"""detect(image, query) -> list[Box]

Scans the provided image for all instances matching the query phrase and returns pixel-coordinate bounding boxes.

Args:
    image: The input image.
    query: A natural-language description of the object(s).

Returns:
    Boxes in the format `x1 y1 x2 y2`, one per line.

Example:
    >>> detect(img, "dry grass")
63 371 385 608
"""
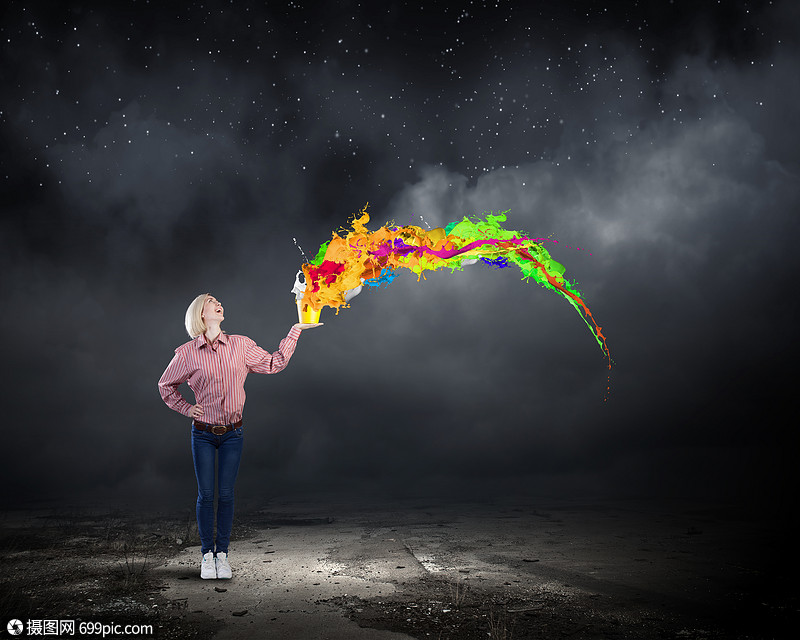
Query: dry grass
448 578 470 609
116 538 151 589
487 608 513 640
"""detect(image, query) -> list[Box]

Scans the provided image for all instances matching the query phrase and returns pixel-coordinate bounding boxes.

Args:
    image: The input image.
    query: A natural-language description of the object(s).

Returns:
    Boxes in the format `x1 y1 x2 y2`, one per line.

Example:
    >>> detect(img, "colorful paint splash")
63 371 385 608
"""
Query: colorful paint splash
294 205 611 380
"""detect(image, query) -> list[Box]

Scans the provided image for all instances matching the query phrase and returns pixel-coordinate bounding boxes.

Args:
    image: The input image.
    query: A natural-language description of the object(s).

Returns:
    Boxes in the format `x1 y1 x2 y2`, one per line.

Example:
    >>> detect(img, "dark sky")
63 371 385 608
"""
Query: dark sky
1 0 798 511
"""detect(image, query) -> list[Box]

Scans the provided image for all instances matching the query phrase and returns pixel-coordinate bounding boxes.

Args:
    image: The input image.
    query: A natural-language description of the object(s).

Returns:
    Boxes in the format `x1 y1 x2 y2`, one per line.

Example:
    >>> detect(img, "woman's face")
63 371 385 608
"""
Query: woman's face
202 295 225 324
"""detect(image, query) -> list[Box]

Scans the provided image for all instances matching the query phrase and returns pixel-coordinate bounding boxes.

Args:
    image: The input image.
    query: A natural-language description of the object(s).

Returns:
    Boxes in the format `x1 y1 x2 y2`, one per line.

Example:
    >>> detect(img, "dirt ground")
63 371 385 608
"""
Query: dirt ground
1 495 795 639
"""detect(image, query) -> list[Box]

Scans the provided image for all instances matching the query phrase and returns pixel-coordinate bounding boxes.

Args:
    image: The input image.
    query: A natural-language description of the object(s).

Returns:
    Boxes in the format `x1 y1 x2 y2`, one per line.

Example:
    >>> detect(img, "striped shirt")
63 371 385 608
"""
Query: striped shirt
158 326 302 425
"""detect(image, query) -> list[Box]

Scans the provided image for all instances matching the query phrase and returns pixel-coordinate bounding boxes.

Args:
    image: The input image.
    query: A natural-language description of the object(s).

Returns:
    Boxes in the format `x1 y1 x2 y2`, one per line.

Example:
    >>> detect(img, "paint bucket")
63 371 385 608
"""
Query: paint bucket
296 300 321 324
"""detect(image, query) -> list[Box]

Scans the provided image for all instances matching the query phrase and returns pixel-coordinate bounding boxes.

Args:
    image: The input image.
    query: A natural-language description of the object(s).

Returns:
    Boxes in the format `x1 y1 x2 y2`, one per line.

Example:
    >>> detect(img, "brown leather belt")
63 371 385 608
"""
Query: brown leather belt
192 419 243 435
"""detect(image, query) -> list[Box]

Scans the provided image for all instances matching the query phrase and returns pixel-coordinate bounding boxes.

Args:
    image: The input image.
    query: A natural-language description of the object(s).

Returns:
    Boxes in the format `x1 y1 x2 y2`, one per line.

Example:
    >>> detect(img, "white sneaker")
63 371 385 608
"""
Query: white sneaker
201 551 217 579
216 551 232 579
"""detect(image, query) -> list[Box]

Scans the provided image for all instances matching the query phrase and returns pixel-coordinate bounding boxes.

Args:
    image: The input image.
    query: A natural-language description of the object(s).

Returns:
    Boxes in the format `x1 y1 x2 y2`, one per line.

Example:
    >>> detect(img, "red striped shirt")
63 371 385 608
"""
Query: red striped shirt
158 326 302 425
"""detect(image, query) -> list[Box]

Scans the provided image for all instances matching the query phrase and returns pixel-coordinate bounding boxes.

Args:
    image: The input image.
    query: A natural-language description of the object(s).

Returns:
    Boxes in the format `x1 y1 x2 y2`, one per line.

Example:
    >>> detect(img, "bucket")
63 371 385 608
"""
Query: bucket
296 300 321 324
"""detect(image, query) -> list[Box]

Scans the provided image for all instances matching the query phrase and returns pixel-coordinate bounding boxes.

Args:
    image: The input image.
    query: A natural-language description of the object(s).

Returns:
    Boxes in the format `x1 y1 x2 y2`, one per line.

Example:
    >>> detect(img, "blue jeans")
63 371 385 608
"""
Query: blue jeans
191 426 243 555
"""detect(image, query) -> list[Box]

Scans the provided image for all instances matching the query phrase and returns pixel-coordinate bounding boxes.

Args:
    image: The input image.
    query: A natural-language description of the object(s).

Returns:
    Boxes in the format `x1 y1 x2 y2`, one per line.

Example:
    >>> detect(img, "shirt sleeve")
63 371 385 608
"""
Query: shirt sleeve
158 350 194 417
245 326 302 375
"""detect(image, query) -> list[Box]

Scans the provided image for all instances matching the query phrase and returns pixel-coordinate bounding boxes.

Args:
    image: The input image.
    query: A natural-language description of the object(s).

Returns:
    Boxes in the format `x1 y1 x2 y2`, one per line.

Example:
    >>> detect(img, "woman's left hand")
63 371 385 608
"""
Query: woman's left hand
293 322 324 330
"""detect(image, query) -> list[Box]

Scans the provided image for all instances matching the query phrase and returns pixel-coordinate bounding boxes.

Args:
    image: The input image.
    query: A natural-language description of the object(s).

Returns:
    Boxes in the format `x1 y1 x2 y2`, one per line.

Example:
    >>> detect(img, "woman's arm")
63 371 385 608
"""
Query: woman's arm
158 351 194 416
246 326 304 374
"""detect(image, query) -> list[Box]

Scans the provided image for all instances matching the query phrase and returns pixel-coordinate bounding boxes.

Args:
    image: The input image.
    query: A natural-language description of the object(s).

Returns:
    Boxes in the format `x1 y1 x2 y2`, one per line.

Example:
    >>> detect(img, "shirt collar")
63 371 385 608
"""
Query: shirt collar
195 332 228 349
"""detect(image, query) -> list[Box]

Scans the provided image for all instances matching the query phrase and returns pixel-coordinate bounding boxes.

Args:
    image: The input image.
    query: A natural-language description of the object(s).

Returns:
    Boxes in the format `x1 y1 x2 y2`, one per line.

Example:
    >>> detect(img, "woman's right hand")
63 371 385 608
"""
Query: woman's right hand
190 404 204 419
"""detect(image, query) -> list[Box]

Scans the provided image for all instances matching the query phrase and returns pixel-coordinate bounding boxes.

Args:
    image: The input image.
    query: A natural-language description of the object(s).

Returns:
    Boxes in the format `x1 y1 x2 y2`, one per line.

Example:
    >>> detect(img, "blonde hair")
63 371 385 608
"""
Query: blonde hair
185 293 210 338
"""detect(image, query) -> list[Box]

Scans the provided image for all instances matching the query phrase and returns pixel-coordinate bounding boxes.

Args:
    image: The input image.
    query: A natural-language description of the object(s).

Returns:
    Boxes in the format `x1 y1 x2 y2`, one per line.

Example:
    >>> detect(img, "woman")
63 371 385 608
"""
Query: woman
158 293 322 579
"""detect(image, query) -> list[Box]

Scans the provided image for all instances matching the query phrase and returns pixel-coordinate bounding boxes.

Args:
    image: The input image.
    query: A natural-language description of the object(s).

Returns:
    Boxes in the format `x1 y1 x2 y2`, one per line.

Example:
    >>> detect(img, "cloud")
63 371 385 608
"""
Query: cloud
2 5 798 508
